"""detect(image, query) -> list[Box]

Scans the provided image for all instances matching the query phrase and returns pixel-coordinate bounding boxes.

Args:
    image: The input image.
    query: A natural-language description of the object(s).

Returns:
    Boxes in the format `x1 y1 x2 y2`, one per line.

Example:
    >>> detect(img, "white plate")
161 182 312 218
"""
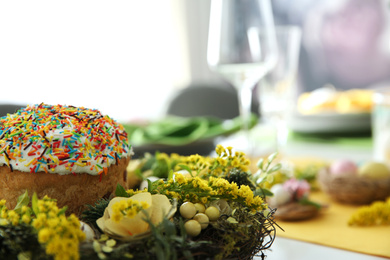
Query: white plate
288 112 371 134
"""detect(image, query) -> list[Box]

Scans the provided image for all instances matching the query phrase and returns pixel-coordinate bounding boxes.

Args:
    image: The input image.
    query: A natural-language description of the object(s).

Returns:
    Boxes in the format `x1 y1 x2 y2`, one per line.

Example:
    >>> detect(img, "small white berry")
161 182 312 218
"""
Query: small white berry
205 206 220 221
180 202 197 219
194 203 206 213
184 220 201 237
193 213 209 229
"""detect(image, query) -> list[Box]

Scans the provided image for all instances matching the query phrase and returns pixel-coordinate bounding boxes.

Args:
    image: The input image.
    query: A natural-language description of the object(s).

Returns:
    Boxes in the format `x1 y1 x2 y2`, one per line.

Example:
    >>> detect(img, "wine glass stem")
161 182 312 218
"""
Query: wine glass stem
238 85 252 132
237 84 253 153
275 117 288 153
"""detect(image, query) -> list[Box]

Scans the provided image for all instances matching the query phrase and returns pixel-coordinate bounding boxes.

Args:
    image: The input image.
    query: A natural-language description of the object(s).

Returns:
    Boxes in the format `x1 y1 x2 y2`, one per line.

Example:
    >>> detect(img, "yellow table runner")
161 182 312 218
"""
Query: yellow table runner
275 191 390 258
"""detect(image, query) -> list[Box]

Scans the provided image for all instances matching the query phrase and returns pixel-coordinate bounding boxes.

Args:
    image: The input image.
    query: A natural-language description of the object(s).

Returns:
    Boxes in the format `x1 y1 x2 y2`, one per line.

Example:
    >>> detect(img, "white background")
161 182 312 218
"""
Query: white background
0 1 197 122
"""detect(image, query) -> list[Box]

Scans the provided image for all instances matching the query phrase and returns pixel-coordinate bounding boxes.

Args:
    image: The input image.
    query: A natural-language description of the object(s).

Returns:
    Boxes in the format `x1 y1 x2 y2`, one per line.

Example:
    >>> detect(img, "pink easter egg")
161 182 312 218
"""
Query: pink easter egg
330 160 358 176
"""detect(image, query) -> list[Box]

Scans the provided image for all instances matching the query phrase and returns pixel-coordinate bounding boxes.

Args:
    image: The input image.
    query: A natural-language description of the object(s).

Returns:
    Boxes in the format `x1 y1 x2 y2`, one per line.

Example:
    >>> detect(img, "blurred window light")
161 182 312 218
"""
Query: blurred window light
0 0 190 121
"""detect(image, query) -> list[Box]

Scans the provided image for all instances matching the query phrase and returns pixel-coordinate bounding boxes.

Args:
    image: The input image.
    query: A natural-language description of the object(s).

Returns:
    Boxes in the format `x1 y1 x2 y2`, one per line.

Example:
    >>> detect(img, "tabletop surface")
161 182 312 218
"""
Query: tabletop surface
220 124 387 260
261 237 388 260
267 139 385 260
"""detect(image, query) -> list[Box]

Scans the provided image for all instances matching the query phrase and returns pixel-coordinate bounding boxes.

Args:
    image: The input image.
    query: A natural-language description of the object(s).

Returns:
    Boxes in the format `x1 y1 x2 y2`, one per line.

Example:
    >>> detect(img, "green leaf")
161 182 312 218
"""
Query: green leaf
256 158 264 170
255 188 273 197
115 184 129 197
299 198 322 209
178 164 192 175
268 164 282 173
167 169 174 180
135 168 144 180
227 217 238 224
162 218 176 237
147 179 153 192
152 157 170 178
58 206 68 216
17 252 32 260
140 154 157 172
81 198 110 230
267 152 278 164
155 244 165 260
14 190 30 213
32 193 39 216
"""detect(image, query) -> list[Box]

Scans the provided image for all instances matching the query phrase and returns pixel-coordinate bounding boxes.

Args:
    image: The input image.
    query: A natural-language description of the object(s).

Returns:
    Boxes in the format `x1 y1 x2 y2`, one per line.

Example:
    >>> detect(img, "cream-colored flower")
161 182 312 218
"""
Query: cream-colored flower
209 199 232 215
97 192 176 241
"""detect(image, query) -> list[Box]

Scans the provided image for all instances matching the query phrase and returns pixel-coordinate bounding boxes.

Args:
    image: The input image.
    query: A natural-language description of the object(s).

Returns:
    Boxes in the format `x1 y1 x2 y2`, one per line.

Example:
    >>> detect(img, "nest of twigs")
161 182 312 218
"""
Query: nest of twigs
318 167 390 204
273 202 320 221
79 203 278 260
190 207 278 260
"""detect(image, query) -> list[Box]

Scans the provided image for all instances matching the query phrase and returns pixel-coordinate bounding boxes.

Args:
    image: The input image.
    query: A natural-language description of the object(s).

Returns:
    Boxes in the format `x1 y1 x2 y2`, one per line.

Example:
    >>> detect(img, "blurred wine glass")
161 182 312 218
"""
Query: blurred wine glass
207 0 278 155
259 26 302 153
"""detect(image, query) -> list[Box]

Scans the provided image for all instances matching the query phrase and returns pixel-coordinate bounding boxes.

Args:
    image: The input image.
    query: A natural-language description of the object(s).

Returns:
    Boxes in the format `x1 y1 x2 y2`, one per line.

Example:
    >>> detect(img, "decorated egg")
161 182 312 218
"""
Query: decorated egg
358 161 390 179
330 159 358 176
80 221 95 242
283 178 310 200
268 184 292 207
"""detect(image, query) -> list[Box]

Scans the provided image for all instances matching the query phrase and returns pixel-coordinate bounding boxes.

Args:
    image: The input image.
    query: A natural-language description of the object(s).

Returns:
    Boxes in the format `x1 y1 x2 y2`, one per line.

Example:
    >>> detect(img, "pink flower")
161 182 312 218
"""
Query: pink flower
282 178 310 201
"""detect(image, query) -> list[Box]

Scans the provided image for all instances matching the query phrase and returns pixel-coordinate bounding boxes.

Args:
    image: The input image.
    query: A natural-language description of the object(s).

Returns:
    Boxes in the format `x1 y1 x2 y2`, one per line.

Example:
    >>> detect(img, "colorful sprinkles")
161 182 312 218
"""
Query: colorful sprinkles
0 103 132 176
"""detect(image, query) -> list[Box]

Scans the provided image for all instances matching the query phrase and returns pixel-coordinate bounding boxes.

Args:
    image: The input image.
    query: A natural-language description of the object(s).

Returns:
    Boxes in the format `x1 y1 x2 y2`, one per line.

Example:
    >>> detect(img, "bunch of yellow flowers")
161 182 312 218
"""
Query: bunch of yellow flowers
0 199 31 226
0 193 85 260
151 145 250 178
128 174 266 213
127 145 264 212
207 145 250 176
349 197 390 226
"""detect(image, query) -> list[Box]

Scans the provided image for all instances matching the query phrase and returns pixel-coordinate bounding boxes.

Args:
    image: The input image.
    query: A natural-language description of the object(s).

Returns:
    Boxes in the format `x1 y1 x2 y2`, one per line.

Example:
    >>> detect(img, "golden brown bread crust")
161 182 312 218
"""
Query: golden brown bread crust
0 157 130 216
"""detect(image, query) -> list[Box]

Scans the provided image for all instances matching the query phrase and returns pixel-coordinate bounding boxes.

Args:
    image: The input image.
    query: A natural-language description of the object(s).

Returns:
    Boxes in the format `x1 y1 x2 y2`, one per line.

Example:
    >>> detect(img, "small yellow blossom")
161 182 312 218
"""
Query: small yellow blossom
0 219 9 226
38 228 53 243
201 197 209 204
111 198 150 223
21 214 31 224
1 208 8 219
21 205 29 214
